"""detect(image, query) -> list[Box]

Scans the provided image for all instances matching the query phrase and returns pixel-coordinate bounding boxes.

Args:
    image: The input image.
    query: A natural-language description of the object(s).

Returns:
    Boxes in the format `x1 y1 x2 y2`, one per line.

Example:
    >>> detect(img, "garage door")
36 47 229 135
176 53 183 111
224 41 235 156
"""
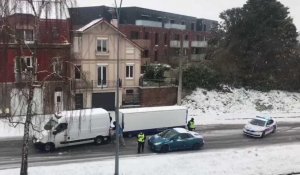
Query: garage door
92 92 115 111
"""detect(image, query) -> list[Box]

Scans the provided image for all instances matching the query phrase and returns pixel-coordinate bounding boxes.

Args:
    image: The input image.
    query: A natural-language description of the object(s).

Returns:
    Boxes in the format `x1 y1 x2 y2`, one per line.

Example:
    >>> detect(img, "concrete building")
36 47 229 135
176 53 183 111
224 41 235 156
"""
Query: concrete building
69 6 218 68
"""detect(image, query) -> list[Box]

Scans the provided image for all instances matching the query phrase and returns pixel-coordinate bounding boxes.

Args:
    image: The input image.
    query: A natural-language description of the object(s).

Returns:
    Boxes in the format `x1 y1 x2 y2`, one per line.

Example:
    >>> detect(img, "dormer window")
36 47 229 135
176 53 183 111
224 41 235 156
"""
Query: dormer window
16 29 34 43
96 37 109 54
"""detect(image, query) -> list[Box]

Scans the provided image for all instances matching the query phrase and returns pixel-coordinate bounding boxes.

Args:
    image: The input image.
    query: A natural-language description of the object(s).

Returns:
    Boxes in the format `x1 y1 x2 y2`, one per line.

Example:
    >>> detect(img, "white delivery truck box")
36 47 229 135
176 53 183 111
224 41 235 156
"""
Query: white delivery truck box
119 105 187 137
33 108 110 151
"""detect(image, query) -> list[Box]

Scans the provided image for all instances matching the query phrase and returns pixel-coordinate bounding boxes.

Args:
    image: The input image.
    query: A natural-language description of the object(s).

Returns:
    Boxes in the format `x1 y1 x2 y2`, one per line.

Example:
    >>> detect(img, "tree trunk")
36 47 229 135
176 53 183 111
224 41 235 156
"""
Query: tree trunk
20 86 34 175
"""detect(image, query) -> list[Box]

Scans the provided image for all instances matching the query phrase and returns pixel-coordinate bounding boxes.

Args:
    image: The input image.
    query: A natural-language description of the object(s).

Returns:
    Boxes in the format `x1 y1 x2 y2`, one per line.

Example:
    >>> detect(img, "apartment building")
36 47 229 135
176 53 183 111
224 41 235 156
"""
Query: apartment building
69 6 218 67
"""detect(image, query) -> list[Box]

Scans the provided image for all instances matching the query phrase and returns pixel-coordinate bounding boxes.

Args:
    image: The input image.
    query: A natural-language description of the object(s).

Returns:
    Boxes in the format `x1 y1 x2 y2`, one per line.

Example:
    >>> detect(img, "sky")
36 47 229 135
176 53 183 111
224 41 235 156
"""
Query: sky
76 0 300 31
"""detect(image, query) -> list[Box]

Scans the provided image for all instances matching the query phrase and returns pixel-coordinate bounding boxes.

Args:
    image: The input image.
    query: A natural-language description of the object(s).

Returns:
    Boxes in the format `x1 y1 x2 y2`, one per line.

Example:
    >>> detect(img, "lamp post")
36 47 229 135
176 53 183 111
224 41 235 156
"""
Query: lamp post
114 1 122 175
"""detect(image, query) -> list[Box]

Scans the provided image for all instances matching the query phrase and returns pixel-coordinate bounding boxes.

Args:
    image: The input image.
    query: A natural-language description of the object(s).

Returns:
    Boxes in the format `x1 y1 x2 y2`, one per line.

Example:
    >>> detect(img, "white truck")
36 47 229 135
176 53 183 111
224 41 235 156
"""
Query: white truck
119 105 188 137
33 108 111 151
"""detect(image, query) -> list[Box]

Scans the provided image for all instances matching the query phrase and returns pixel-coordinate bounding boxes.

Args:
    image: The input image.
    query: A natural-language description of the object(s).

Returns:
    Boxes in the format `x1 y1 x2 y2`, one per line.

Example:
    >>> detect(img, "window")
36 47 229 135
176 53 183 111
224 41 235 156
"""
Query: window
54 90 63 113
52 26 59 39
15 56 34 73
96 38 108 53
15 56 36 81
126 89 134 94
203 24 207 31
185 34 189 40
170 19 175 24
75 94 83 109
267 119 274 126
191 23 195 31
155 33 159 45
164 33 168 45
16 29 34 42
154 51 158 61
52 57 63 75
143 50 149 58
53 123 68 135
126 65 134 79
97 65 107 86
144 32 149 39
174 34 180 40
130 31 139 39
75 65 81 79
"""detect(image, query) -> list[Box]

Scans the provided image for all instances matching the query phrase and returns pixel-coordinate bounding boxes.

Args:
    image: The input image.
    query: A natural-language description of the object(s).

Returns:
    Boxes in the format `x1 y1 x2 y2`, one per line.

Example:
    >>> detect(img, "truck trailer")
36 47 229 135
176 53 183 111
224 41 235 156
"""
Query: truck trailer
119 105 188 137
33 108 110 151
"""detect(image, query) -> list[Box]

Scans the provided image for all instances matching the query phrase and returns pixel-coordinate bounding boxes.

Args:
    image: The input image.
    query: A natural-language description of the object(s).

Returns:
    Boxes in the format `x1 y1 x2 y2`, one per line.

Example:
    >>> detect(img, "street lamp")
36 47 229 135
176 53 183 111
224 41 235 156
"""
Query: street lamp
114 1 122 175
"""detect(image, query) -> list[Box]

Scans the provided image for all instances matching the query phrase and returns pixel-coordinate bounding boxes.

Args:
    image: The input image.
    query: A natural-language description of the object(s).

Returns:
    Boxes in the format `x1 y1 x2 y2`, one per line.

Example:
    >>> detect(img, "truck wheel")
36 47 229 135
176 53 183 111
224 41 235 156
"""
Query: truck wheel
94 136 104 145
160 145 169 153
44 143 54 152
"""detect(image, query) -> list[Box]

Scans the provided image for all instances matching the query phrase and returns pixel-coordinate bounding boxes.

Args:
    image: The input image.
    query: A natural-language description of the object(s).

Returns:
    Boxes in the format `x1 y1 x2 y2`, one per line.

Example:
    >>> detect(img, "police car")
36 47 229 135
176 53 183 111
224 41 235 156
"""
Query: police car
243 116 277 138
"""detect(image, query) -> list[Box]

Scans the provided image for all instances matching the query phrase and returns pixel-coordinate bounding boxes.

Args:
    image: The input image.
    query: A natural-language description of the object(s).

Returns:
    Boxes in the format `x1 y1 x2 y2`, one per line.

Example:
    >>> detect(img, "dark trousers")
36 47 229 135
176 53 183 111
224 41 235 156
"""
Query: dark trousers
138 142 145 153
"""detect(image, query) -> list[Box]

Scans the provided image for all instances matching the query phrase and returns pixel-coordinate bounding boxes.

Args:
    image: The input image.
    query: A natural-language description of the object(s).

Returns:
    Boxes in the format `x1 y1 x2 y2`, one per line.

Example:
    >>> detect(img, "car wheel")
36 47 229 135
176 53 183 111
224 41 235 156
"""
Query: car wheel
44 143 54 152
94 136 104 145
192 143 201 150
160 145 169 153
261 131 266 138
272 126 276 133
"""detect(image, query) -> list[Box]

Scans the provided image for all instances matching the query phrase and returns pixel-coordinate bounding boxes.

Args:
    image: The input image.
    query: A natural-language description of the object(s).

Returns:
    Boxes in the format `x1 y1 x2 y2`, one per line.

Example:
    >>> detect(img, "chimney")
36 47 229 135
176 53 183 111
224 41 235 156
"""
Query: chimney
111 19 118 28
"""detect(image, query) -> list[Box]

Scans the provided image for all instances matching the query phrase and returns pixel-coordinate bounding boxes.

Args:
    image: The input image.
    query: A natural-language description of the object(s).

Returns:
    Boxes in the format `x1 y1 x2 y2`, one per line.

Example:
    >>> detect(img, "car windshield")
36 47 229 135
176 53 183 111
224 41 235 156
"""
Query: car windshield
158 129 178 139
44 118 58 130
250 119 266 127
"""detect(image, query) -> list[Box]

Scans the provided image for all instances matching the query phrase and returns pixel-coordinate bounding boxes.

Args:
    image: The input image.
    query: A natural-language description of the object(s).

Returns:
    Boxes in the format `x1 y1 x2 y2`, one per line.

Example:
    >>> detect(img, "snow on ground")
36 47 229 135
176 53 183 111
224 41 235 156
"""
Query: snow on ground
2 87 300 138
182 87 300 125
1 143 300 175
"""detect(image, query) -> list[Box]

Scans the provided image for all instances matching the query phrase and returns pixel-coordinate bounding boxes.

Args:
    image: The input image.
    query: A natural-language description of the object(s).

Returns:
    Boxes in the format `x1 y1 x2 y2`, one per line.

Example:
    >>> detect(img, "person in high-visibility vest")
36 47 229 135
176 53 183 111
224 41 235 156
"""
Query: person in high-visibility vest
187 118 196 131
137 131 146 153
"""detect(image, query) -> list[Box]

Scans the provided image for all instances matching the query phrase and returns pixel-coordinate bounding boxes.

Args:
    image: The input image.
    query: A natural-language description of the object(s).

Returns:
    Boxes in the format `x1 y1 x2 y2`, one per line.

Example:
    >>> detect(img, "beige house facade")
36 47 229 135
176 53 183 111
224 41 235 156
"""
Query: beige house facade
71 19 142 111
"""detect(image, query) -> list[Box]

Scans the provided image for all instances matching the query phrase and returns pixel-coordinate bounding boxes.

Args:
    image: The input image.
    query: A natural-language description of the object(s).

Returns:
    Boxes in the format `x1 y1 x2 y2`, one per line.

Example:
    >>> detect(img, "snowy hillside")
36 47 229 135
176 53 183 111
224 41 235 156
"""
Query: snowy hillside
182 87 300 124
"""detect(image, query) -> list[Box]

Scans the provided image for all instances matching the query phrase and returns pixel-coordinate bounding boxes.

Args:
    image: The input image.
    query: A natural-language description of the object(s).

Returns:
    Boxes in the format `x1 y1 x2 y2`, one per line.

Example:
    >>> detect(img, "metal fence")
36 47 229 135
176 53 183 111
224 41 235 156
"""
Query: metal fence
139 78 177 87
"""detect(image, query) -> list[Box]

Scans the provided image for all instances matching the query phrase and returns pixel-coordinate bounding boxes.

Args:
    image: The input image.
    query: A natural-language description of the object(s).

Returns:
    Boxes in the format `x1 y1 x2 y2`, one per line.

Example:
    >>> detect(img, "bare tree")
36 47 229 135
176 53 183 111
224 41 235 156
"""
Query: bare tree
0 1 76 175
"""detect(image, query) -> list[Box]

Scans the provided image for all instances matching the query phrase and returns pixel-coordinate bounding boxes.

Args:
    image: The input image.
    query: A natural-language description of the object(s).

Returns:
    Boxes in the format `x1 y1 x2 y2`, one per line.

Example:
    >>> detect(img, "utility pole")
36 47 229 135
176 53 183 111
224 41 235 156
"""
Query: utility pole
114 1 122 175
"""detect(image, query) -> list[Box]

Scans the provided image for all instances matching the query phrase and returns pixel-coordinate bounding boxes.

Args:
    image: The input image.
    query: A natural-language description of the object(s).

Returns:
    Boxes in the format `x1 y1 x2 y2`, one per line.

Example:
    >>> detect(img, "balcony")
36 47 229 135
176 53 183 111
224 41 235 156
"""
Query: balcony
71 79 117 90
191 54 206 61
182 41 189 48
164 23 186 30
135 20 162 28
170 40 180 48
191 41 208 48
170 40 189 48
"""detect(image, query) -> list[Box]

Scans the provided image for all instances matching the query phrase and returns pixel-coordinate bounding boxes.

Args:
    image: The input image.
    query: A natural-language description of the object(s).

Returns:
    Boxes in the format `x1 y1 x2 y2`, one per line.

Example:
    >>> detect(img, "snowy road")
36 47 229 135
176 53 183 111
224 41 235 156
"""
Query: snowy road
0 122 299 170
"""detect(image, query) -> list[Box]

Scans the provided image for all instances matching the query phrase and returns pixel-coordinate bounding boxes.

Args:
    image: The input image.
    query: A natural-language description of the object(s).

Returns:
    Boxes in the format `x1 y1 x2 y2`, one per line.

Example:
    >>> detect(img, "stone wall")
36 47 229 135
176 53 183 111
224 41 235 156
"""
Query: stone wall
139 87 177 107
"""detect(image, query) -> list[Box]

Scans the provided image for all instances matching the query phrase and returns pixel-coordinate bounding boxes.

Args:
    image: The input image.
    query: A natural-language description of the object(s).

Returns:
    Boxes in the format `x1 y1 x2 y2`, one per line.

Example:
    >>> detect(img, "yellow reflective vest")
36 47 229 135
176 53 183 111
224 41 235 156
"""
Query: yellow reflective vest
138 133 145 143
190 121 195 129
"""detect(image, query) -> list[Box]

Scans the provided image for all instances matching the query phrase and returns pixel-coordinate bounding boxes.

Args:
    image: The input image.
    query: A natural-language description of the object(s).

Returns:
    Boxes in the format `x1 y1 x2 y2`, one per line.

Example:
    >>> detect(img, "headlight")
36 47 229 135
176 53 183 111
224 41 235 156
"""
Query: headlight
154 142 162 145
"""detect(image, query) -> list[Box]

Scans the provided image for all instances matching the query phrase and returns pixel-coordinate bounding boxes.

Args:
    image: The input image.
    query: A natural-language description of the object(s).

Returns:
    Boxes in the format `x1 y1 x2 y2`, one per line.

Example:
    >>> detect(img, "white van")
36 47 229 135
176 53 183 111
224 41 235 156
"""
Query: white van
33 108 110 151
119 105 188 137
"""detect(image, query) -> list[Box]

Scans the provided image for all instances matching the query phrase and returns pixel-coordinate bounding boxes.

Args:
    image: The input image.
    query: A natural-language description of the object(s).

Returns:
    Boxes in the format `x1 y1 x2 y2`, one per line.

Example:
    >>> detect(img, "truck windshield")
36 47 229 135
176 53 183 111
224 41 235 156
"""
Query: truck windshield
44 119 58 130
